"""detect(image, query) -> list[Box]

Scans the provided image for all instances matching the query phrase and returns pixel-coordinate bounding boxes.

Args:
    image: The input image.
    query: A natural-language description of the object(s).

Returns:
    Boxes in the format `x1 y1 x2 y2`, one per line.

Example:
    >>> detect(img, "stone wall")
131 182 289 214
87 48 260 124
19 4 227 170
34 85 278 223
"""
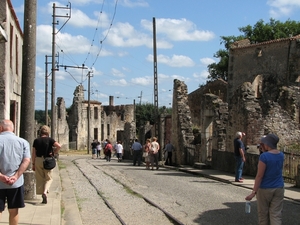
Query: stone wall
67 85 102 150
227 36 300 149
172 79 194 165
189 79 227 126
56 97 69 150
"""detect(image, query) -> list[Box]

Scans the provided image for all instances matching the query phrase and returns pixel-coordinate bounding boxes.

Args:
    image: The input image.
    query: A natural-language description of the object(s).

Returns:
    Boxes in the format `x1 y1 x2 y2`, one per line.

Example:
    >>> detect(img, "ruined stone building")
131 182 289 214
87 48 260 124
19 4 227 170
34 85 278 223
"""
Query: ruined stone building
101 96 135 157
56 85 136 154
172 35 300 175
227 36 300 151
0 0 23 134
67 85 102 150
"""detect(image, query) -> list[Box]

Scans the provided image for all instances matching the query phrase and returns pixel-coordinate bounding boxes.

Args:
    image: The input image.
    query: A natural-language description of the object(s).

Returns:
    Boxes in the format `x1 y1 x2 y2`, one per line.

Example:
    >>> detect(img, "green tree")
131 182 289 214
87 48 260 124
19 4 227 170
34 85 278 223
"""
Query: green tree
135 103 172 130
35 110 45 124
207 19 300 82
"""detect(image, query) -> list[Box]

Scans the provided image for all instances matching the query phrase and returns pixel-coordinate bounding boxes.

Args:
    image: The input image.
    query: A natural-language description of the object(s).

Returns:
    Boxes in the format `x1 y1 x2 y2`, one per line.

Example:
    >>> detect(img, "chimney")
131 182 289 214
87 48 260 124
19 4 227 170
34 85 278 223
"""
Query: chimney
109 96 114 106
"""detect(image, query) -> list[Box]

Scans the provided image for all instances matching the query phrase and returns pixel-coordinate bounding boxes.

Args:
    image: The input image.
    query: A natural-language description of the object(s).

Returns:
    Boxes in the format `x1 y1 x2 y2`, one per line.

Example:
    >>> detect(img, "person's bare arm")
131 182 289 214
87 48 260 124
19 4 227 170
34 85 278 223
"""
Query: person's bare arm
8 157 31 185
245 160 266 200
239 148 245 162
53 141 61 154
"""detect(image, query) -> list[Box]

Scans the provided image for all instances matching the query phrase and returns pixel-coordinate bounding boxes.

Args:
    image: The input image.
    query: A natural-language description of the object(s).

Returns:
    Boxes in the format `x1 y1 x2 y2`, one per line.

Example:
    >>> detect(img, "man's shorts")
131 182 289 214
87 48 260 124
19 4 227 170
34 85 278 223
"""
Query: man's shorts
0 185 25 211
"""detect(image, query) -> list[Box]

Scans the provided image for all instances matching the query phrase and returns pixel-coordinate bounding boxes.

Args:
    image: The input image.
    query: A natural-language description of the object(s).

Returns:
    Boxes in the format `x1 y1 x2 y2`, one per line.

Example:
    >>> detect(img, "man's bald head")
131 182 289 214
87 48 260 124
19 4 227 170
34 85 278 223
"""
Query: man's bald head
0 120 14 132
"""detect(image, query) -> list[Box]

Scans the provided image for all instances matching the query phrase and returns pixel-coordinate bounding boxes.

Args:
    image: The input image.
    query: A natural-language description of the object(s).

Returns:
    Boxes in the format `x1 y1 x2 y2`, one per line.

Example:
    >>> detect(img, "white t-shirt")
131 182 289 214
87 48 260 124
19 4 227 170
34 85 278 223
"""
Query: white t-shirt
116 143 123 153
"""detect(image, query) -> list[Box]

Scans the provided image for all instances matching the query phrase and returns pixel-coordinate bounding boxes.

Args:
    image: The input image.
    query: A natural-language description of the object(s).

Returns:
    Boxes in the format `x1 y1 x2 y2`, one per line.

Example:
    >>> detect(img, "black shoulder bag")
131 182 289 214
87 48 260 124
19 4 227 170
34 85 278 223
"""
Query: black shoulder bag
43 138 56 170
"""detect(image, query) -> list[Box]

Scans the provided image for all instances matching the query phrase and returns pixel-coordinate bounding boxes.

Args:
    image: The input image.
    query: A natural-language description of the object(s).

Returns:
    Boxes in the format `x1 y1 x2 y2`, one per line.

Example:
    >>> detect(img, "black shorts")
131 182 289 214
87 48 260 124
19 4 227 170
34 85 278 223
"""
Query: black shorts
0 185 25 211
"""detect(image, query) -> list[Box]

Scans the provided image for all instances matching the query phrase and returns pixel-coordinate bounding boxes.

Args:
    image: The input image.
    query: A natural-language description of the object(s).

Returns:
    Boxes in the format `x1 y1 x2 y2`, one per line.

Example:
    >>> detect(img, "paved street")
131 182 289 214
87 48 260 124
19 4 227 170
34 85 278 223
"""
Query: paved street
59 155 300 225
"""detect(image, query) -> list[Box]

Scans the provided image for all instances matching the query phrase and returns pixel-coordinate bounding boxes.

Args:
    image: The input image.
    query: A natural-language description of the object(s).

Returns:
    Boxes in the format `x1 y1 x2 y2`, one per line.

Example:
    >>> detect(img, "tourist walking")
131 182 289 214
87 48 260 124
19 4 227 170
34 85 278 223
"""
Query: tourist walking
0 120 31 225
132 139 143 166
150 137 160 170
96 141 102 158
115 141 123 162
143 139 151 169
32 125 61 204
164 139 174 166
234 131 246 182
91 139 98 159
104 140 113 162
245 134 284 225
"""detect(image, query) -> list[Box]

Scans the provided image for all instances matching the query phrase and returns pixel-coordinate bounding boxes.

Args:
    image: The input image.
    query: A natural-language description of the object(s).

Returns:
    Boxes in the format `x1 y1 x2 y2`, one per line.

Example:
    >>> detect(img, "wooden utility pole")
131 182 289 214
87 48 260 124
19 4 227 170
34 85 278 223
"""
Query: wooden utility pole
50 3 71 139
20 0 37 200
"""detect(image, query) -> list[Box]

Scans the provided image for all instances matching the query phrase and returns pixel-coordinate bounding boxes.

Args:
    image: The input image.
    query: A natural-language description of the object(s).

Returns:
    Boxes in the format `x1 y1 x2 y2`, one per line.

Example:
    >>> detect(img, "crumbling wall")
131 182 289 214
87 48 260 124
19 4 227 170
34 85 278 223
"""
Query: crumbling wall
227 36 300 149
200 93 228 163
56 97 69 150
172 79 194 165
189 79 227 126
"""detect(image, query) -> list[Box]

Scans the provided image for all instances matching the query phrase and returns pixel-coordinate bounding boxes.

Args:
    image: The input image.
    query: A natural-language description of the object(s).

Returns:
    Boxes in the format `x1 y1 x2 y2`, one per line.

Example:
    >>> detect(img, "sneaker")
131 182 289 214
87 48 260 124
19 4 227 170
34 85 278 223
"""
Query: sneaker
234 180 243 183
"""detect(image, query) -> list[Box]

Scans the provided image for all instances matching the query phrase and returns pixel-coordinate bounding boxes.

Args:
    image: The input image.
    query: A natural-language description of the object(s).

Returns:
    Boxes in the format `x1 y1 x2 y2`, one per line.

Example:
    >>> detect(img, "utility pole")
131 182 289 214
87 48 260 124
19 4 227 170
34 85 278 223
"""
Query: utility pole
87 71 93 154
51 3 71 139
138 91 142 105
20 0 37 200
45 54 57 126
153 17 159 138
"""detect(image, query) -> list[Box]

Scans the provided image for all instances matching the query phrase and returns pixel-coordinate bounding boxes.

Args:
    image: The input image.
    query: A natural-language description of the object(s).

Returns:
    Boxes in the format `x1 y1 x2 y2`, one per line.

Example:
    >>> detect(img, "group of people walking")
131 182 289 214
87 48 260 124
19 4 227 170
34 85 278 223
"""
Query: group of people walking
131 137 174 170
91 139 124 162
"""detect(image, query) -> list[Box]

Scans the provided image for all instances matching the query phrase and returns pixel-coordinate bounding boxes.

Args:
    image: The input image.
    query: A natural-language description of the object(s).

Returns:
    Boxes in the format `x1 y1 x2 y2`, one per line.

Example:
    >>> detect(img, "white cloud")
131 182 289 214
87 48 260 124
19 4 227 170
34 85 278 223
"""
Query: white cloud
103 22 173 48
36 25 113 59
141 18 215 42
193 71 209 81
106 79 128 86
131 76 152 86
267 0 300 17
120 0 149 7
111 68 125 77
200 58 215 66
146 54 195 67
104 22 150 47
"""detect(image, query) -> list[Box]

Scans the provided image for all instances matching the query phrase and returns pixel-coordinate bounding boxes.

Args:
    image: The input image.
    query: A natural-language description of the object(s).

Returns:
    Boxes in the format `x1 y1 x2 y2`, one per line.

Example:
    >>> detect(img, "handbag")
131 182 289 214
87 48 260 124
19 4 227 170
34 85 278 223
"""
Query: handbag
142 152 148 158
43 156 56 170
43 138 56 170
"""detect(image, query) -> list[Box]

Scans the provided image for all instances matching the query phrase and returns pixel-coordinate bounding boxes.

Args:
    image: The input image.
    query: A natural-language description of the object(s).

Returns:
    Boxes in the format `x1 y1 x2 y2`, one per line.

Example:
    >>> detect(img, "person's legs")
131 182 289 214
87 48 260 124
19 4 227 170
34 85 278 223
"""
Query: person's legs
42 170 53 204
235 156 243 181
8 208 18 225
150 155 154 169
168 152 172 165
133 151 137 165
35 157 45 194
257 188 272 225
137 151 142 166
6 186 25 225
0 189 6 222
269 188 284 225
154 154 159 169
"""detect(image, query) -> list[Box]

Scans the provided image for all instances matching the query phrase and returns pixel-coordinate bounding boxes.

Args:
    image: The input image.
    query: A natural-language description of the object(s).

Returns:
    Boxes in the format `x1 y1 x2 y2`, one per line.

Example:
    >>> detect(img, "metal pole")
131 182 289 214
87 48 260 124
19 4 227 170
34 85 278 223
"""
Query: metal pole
87 72 91 154
153 17 159 138
51 3 56 139
45 55 48 126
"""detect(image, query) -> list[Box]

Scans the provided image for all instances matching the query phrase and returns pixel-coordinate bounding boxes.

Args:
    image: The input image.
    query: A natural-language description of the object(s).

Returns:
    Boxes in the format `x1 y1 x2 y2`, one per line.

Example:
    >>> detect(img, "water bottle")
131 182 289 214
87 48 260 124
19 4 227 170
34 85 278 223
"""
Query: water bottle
245 201 251 213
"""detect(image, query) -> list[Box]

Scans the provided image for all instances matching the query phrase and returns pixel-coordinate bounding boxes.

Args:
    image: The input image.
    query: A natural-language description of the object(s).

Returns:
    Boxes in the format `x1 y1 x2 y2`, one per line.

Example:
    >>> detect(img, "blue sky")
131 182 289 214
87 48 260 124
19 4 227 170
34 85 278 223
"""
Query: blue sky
10 0 300 110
